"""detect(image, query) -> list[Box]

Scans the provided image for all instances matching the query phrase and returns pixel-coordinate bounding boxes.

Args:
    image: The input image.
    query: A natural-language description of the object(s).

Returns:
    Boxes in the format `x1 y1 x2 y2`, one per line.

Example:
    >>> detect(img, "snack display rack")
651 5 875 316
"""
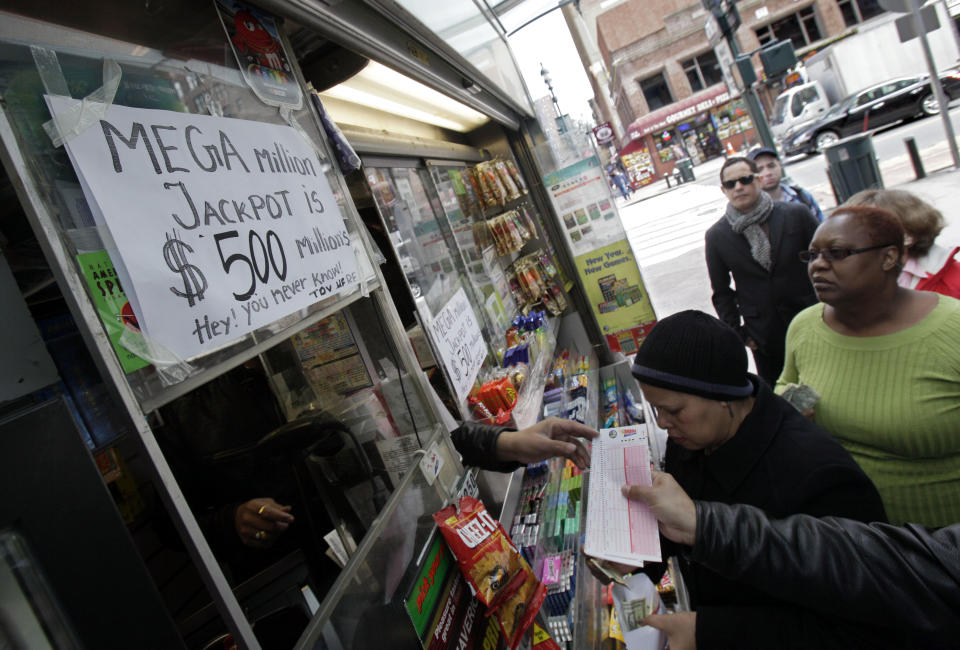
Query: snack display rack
363 155 573 429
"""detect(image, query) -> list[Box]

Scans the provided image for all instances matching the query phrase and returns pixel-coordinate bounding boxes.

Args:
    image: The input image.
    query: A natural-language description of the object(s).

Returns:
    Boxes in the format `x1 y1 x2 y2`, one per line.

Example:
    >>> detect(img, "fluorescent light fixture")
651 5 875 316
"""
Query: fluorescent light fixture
320 61 488 132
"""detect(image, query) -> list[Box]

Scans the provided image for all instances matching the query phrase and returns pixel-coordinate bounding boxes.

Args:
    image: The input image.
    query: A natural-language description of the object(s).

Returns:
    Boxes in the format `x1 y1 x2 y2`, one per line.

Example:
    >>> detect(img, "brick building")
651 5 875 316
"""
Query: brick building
587 0 887 186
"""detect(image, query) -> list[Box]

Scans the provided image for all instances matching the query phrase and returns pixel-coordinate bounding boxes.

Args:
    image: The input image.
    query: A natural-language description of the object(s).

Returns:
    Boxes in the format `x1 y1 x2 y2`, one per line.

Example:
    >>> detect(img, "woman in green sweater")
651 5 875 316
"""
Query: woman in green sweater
778 205 960 527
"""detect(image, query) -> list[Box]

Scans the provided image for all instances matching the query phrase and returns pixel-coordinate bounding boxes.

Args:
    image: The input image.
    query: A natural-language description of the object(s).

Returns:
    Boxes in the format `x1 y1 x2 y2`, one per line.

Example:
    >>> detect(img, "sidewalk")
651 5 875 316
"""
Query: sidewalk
617 156 727 207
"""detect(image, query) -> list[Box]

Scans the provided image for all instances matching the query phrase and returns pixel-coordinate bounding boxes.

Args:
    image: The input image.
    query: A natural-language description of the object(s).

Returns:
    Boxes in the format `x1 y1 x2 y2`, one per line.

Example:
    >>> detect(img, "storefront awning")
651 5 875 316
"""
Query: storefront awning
624 85 733 144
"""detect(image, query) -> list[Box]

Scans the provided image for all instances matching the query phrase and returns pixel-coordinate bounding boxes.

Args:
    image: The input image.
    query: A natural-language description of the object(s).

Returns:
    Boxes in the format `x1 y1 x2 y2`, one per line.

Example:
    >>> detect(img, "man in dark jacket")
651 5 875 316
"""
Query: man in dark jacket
624 471 958 649
706 157 819 384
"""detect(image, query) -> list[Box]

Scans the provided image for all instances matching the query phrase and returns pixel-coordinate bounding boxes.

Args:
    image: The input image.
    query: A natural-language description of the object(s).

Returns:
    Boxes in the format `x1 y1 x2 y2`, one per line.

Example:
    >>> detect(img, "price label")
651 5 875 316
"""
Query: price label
48 97 359 360
428 287 487 401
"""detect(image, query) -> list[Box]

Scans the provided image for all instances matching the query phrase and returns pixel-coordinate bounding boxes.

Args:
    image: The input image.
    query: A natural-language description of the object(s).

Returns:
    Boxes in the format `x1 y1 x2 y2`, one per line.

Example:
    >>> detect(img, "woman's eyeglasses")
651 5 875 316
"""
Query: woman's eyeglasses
798 243 896 263
721 174 756 189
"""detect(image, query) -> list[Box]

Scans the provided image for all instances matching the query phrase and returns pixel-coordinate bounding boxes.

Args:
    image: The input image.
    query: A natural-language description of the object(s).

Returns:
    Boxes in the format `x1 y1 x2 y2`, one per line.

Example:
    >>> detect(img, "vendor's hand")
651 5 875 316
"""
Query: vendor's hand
622 471 697 546
800 407 815 421
497 417 598 469
644 612 696 650
234 498 294 548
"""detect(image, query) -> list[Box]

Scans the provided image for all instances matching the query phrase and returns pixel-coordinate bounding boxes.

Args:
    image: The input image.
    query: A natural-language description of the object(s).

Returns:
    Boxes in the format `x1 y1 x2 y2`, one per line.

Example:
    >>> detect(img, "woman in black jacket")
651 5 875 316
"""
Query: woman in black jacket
618 310 889 649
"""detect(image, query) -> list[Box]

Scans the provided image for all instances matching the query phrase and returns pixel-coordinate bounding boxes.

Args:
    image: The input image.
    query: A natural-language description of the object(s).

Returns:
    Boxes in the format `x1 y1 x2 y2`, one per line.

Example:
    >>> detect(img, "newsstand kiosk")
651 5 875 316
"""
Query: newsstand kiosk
0 2 674 649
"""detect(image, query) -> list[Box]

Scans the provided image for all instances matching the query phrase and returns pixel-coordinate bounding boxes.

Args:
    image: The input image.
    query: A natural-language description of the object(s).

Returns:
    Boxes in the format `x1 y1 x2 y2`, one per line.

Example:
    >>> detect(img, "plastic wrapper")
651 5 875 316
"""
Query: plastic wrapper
467 166 492 212
433 496 537 617
521 204 539 239
494 159 522 201
478 161 509 207
504 159 527 194
623 391 645 424
494 567 547 649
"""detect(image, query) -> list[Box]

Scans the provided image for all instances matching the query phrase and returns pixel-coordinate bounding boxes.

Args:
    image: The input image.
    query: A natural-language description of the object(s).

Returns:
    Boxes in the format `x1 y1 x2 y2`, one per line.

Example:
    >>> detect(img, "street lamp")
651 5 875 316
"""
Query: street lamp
540 63 566 132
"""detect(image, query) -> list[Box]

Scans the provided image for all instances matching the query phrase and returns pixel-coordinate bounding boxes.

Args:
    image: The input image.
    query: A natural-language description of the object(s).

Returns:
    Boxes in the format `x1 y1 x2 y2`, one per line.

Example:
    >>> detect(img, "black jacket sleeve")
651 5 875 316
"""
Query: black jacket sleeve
692 501 960 642
449 421 523 473
695 605 911 649
704 227 743 339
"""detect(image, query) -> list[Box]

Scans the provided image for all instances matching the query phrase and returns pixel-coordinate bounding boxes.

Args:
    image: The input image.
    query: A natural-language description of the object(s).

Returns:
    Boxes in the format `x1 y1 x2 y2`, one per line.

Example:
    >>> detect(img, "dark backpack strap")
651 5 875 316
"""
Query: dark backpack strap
791 185 815 212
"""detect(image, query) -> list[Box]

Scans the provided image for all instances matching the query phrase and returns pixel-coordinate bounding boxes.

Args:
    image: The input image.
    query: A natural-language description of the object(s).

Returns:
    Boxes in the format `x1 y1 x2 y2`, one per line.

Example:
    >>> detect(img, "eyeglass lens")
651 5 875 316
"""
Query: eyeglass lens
722 174 755 189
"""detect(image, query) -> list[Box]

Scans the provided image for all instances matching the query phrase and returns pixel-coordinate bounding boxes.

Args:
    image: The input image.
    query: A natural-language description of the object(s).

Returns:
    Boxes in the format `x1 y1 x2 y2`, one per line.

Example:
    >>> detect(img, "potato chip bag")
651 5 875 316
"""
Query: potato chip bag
494 568 547 649
433 496 527 614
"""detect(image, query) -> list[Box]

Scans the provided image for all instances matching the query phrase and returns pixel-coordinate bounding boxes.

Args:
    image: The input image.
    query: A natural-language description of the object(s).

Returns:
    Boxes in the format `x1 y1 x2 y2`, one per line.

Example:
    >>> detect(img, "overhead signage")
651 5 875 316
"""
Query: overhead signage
593 122 615 145
627 88 732 140
428 287 487 401
49 97 359 360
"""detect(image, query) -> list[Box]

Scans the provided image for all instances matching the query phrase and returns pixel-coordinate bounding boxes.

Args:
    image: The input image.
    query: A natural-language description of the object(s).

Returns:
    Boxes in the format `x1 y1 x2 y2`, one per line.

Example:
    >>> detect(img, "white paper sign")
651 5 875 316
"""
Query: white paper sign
427 287 487 401
47 97 359 360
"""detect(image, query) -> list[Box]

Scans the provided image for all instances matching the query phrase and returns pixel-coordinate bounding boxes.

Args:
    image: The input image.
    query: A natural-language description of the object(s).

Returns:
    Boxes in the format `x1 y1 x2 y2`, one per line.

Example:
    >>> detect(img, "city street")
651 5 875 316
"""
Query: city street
619 104 960 321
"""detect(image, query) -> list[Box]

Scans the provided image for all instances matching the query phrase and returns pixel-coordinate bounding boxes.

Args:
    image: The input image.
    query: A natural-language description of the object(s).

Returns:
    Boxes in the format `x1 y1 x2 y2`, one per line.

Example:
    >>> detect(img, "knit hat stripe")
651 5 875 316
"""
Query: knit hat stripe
632 363 753 398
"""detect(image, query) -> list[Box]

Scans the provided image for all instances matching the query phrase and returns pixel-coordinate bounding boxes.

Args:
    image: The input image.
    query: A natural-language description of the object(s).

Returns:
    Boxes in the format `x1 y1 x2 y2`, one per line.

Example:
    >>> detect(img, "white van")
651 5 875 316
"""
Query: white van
770 81 831 145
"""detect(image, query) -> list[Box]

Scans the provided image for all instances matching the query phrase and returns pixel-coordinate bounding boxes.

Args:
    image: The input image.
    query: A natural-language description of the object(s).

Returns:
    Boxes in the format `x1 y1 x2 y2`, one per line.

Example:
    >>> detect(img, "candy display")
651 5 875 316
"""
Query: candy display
508 250 567 317
466 158 528 212
470 311 551 425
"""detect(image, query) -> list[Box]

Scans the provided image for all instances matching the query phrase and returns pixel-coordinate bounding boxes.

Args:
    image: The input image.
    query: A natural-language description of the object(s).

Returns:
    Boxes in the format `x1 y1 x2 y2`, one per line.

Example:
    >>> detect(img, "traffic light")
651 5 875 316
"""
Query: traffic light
759 40 797 78
735 55 757 86
701 0 741 36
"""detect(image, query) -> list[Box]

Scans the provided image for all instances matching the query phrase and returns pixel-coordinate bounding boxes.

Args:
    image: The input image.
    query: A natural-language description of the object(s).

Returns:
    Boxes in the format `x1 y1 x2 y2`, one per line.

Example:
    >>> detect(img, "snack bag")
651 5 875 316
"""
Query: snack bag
433 496 528 614
494 567 547 649
494 159 522 201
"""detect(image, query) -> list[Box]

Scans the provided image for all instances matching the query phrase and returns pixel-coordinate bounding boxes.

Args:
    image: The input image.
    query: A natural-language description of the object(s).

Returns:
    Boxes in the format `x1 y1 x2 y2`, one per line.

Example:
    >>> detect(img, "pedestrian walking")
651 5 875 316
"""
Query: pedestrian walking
705 157 820 384
748 147 824 222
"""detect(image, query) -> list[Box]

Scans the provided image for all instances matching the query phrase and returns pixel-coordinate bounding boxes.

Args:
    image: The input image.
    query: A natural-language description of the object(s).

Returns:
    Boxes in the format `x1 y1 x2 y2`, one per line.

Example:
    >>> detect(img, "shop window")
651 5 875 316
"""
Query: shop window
682 51 723 92
837 0 886 26
639 73 674 111
755 6 823 50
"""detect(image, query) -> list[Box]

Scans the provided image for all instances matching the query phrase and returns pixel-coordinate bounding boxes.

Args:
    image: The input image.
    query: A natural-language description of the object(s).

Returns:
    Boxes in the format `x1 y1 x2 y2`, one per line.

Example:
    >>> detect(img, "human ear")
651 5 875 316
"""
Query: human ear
881 248 900 272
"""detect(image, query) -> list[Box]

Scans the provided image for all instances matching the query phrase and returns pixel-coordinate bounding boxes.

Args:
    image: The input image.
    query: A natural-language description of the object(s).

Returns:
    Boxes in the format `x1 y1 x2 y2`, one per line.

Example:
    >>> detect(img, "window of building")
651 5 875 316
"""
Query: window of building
682 51 723 92
837 0 885 26
755 6 823 50
640 72 674 111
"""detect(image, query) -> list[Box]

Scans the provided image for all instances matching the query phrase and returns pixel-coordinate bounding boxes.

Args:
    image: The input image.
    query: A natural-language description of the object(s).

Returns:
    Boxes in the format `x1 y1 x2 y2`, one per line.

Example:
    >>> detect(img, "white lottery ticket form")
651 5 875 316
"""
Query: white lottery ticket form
584 426 662 565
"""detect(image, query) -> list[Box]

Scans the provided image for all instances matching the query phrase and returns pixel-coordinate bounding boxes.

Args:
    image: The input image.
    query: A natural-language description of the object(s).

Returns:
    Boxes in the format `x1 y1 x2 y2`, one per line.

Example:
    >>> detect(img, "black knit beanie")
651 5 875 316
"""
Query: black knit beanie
631 310 753 401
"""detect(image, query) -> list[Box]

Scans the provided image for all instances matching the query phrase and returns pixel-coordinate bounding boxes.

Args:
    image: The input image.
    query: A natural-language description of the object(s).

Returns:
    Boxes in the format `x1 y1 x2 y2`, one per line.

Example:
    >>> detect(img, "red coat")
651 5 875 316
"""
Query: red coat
916 246 960 299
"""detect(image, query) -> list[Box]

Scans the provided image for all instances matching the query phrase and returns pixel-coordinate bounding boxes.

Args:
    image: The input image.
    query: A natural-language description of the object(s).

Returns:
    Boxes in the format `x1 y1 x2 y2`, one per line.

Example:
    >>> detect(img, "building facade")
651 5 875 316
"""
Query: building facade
590 0 886 185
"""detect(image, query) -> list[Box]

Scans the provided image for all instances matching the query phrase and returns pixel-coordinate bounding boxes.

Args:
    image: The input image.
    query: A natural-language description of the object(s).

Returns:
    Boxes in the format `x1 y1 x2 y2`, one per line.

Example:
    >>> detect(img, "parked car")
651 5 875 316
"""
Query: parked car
782 70 960 156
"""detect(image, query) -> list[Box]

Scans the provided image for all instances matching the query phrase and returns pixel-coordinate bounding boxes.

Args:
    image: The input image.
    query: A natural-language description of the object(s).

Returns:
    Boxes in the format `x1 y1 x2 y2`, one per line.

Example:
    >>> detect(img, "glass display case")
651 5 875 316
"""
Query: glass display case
365 155 569 429
0 4 462 648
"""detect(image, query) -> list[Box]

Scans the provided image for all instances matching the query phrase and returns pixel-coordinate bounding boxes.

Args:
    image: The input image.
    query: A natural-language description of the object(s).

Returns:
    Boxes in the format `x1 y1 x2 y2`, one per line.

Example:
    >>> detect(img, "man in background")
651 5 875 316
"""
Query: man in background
705 157 819 384
748 147 824 222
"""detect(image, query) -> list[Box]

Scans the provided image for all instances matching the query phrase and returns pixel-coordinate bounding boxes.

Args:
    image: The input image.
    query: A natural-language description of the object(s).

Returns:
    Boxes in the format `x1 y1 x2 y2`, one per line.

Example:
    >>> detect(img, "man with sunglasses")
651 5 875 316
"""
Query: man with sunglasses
705 157 820 384
748 147 824 222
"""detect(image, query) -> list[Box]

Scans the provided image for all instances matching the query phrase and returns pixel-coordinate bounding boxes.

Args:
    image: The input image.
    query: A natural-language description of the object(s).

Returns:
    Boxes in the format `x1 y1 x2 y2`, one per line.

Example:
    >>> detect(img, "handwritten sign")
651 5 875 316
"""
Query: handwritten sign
48 97 358 360
427 287 487 401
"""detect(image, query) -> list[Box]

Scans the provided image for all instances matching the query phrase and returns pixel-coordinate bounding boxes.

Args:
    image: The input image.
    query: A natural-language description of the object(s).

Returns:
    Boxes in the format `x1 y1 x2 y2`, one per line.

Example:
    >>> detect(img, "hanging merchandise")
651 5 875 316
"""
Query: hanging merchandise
469 310 549 424
433 495 547 649
215 0 303 109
